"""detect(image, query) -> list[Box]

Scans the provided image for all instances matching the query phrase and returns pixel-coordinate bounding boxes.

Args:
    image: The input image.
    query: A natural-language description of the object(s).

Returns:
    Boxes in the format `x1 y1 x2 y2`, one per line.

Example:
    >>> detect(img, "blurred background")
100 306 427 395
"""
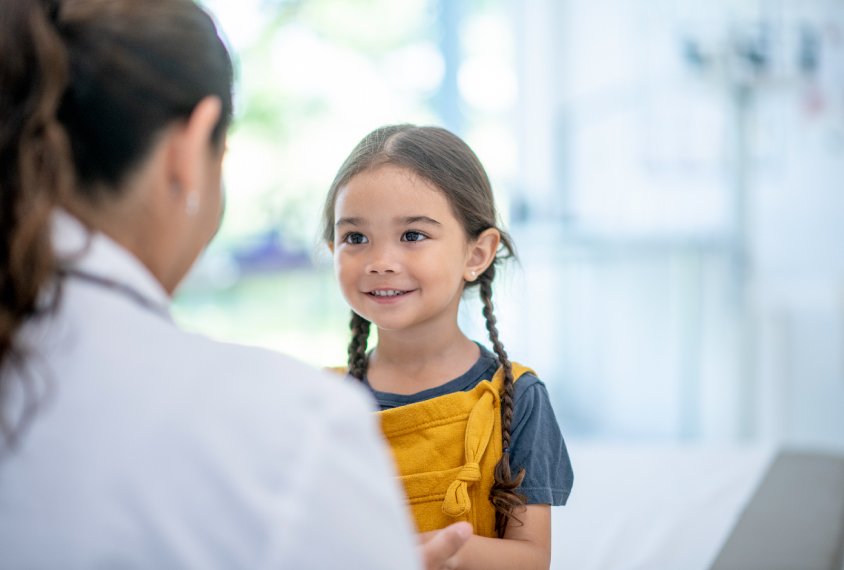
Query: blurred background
178 0 844 451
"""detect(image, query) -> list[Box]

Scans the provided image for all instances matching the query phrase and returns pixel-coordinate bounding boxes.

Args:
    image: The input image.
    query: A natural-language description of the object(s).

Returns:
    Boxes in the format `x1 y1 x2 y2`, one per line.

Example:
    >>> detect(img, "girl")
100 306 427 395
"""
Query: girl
323 125 573 570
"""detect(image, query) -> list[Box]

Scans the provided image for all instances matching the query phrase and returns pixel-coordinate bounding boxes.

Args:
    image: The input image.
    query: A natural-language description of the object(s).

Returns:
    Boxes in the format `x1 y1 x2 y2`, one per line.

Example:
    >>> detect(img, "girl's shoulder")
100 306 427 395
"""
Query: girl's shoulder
512 371 549 408
513 369 543 390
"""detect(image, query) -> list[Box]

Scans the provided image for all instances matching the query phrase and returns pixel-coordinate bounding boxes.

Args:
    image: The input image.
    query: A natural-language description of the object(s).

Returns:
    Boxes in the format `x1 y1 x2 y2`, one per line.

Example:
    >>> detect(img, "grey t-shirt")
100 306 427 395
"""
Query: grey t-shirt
363 345 573 506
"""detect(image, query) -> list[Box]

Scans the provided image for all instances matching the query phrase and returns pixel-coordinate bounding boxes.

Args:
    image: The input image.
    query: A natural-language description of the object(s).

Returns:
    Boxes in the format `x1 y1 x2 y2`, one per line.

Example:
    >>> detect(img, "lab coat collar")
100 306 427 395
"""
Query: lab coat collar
52 210 172 317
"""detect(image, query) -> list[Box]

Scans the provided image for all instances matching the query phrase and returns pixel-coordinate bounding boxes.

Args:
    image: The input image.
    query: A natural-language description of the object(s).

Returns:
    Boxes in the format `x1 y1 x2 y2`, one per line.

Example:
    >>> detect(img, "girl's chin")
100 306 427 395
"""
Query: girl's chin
363 318 406 331
364 314 446 333
361 313 418 332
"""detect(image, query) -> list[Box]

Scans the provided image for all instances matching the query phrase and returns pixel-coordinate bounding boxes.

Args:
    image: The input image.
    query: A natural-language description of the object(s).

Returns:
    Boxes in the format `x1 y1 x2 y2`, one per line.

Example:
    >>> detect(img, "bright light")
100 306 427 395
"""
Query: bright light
458 57 518 112
202 0 268 52
383 42 445 95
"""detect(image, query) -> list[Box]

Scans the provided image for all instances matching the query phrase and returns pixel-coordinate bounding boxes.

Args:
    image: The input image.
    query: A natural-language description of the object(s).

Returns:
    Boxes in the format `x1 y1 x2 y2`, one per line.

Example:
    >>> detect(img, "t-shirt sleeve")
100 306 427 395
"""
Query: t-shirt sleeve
508 374 574 505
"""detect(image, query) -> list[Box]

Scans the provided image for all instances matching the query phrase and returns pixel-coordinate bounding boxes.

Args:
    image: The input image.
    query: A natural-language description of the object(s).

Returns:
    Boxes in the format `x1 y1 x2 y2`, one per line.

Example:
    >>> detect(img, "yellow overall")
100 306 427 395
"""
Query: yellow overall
376 363 534 537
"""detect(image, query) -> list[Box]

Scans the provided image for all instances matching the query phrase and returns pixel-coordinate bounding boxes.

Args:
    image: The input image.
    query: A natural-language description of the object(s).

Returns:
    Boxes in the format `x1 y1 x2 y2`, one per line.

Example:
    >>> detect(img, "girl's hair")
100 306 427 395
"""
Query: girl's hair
321 124 526 537
0 0 233 447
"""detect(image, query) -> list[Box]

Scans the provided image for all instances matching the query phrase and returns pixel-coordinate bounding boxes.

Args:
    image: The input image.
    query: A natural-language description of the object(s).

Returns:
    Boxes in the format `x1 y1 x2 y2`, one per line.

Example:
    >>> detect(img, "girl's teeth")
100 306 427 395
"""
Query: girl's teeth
371 290 407 297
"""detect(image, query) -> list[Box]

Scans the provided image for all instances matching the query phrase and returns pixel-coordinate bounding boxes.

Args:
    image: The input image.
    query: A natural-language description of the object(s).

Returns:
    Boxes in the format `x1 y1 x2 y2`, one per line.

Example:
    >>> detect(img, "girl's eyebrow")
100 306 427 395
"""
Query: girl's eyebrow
336 215 441 227
398 216 441 226
336 217 365 227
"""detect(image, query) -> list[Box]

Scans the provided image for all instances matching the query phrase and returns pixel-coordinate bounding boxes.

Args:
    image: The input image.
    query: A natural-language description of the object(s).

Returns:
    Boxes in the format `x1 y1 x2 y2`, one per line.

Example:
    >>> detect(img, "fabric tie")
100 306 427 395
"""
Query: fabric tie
441 383 498 517
442 463 482 517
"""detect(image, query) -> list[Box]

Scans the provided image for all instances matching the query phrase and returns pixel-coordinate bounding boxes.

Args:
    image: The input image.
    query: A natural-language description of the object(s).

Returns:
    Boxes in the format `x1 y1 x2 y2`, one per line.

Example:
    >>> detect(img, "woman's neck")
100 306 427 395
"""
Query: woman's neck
367 322 481 395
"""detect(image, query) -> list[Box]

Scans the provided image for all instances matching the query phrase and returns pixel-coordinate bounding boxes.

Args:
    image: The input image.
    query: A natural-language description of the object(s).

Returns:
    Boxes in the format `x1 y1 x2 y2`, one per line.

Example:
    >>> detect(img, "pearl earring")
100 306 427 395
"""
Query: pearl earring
471 271 476 277
186 191 200 216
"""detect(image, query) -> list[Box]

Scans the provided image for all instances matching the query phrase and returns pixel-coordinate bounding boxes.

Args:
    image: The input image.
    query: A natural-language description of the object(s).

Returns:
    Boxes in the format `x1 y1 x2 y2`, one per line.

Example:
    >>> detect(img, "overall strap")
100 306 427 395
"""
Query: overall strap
441 362 536 518
441 381 499 517
490 362 535 392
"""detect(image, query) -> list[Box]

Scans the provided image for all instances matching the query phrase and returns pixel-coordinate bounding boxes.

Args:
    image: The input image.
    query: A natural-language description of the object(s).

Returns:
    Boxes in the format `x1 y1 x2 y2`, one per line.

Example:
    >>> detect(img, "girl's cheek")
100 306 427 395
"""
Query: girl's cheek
337 262 361 293
333 252 353 277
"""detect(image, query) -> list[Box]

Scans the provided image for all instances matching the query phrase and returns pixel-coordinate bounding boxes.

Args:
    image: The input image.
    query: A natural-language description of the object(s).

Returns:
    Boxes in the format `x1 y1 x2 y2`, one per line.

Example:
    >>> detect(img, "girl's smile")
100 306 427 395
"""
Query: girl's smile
366 288 415 303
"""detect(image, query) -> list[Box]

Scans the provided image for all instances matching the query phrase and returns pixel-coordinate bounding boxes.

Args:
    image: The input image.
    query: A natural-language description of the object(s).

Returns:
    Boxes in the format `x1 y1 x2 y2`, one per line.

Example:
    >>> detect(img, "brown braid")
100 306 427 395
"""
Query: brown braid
479 267 527 537
346 311 370 381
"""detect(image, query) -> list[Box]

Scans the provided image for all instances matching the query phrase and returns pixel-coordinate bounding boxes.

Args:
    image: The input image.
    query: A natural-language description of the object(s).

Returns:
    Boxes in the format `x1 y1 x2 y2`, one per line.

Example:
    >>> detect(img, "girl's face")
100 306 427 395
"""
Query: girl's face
330 164 480 333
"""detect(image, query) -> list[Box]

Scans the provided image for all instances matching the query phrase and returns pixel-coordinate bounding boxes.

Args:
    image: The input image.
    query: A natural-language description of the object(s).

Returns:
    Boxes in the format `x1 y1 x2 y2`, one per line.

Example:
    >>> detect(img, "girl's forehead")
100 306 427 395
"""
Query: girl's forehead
336 164 452 216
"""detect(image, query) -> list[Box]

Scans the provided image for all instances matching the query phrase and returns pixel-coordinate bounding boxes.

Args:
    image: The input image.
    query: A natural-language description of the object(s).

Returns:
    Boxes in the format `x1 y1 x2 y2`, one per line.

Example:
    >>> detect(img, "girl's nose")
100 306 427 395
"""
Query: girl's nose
365 244 401 274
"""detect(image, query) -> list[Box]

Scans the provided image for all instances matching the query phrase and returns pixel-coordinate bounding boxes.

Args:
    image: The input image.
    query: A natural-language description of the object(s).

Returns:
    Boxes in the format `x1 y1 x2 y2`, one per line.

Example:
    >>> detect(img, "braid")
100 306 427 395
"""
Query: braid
346 311 370 381
479 267 526 537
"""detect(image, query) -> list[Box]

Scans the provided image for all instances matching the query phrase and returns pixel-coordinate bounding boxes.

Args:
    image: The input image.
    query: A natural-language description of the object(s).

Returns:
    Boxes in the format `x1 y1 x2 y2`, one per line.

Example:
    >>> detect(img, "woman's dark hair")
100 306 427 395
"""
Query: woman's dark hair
0 0 233 447
321 124 526 537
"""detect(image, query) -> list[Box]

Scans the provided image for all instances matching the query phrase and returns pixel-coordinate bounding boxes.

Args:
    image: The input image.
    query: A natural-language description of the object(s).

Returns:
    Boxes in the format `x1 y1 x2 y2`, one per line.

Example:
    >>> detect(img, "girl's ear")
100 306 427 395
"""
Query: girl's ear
464 228 500 281
327 240 335 254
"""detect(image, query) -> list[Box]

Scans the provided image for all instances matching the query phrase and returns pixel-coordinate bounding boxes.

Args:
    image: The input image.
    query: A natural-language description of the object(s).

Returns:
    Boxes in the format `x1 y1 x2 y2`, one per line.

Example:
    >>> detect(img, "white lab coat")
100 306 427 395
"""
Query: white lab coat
0 212 420 570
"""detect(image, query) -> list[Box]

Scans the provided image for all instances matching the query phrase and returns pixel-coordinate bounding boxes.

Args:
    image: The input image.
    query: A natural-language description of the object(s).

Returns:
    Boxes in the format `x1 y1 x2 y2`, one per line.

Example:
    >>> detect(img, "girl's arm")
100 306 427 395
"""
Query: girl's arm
420 504 552 570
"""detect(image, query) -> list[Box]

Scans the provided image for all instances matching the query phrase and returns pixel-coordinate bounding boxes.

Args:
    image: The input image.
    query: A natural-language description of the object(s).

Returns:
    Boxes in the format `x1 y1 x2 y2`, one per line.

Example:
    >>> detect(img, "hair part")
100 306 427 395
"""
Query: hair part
0 0 233 449
325 125 524 536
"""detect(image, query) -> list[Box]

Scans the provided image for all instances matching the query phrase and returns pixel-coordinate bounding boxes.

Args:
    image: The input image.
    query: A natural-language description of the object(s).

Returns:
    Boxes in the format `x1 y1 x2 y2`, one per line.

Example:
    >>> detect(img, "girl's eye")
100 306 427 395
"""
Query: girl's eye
344 232 368 245
402 231 427 243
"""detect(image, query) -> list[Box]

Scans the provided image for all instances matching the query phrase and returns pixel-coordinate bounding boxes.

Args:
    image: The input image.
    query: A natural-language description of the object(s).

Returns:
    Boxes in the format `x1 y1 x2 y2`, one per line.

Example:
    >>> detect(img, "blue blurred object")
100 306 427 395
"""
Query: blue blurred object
232 230 310 274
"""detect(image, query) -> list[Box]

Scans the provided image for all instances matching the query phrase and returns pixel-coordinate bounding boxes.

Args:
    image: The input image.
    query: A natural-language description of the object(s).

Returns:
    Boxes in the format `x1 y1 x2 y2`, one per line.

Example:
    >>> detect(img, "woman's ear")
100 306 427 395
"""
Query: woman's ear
327 240 335 254
169 96 223 208
464 228 500 281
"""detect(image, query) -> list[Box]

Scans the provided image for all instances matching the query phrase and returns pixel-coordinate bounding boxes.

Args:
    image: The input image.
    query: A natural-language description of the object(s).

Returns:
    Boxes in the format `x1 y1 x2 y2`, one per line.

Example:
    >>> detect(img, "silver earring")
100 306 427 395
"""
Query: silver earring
186 191 200 216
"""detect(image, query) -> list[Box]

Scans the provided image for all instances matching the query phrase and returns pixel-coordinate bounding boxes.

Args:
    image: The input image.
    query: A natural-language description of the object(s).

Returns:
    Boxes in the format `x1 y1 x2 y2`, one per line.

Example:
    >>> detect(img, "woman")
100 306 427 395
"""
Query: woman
0 0 468 567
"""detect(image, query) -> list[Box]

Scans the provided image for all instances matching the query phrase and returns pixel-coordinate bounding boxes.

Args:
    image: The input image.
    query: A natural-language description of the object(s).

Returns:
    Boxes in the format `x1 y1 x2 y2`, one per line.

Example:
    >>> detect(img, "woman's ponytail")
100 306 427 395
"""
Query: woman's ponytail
0 0 233 450
0 0 73 445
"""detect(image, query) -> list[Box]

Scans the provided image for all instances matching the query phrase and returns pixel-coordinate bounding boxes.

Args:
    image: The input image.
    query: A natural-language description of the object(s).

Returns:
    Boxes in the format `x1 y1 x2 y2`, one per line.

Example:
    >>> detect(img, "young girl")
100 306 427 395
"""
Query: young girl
323 125 573 569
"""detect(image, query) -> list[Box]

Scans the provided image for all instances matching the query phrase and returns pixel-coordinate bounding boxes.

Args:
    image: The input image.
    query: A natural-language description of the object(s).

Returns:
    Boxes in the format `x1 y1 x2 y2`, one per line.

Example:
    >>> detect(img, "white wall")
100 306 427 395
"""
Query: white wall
503 0 844 447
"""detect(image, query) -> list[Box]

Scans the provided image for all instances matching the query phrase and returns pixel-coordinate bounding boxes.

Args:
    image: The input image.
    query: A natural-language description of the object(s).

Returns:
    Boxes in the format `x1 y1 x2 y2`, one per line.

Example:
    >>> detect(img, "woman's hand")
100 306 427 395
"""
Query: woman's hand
419 522 472 570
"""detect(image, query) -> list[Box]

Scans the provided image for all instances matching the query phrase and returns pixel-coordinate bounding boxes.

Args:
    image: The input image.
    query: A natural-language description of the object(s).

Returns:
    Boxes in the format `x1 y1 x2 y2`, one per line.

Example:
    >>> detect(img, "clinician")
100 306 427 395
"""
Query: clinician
0 0 469 567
